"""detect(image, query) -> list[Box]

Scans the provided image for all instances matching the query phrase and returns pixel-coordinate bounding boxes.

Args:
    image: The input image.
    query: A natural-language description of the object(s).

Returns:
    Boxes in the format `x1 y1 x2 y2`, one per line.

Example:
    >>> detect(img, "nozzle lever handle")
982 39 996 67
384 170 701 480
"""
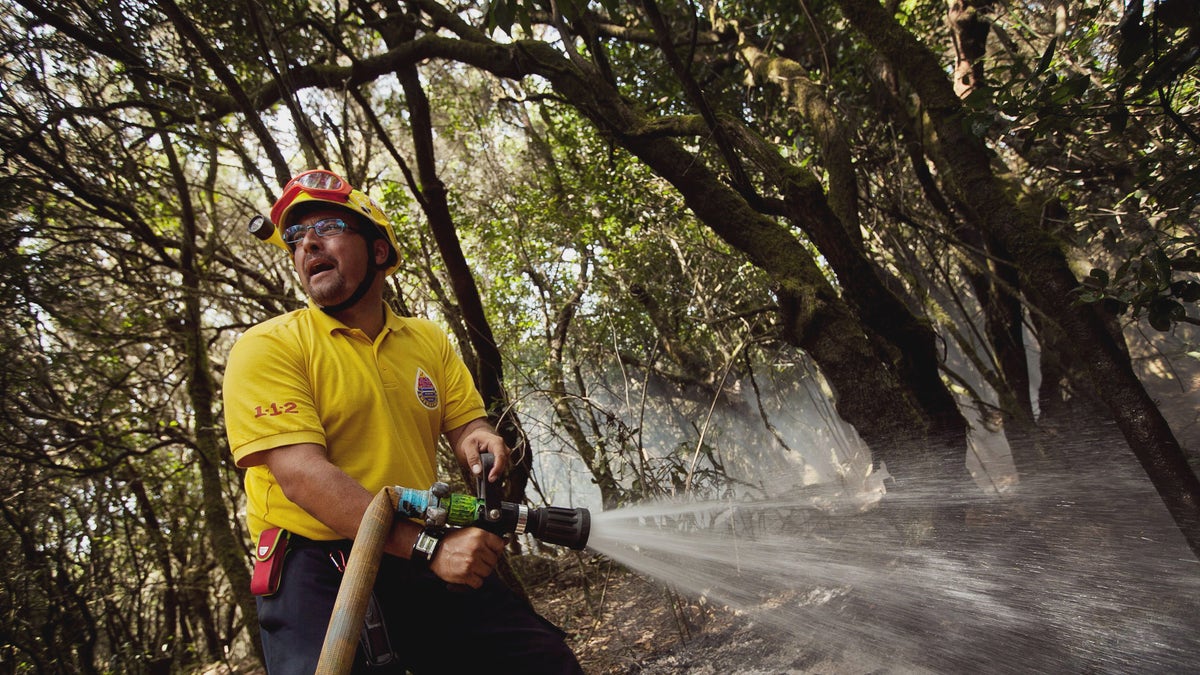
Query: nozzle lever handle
477 453 501 522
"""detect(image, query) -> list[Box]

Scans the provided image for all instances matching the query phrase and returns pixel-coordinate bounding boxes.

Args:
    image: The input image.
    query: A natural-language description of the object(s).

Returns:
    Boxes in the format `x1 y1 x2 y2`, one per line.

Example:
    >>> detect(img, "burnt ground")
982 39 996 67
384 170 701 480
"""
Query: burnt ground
516 553 835 675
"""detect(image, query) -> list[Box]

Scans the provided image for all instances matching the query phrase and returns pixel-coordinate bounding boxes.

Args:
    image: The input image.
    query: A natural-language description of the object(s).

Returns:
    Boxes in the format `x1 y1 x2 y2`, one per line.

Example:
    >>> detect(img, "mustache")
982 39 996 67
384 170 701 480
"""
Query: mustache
304 254 337 276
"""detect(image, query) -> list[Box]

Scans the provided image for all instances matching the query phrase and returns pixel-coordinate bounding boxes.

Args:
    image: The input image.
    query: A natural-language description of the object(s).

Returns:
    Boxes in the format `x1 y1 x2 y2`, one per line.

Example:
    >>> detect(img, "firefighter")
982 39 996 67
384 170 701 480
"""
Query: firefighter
224 170 582 673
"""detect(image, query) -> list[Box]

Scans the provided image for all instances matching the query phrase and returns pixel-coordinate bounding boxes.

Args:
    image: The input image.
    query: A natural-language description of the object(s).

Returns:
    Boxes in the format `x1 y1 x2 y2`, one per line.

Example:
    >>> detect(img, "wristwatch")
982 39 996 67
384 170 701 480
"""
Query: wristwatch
411 529 442 564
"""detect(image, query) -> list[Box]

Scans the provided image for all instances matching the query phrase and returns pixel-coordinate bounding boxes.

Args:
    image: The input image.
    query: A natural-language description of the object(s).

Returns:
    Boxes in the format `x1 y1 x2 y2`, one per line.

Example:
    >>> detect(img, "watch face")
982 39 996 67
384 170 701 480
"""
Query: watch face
415 532 439 558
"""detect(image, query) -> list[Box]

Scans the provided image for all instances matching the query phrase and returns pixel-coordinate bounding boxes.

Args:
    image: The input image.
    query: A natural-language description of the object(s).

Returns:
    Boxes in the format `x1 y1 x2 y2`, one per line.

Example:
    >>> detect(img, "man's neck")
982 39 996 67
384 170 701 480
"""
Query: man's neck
332 300 386 340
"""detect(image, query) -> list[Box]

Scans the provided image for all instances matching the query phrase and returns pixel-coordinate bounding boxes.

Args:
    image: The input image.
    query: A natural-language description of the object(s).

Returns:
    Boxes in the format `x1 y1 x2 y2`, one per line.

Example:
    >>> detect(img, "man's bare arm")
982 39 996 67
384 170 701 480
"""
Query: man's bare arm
254 442 503 588
255 442 421 557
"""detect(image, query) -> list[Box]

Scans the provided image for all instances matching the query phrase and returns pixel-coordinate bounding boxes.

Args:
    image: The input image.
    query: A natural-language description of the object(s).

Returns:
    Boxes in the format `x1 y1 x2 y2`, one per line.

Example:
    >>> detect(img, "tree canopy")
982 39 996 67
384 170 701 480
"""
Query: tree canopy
1 0 1197 671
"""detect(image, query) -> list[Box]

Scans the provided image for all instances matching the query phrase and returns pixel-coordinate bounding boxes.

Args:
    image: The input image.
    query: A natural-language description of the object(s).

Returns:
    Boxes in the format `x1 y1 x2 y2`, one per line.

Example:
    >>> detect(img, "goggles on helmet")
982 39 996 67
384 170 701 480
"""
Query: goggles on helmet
269 169 353 226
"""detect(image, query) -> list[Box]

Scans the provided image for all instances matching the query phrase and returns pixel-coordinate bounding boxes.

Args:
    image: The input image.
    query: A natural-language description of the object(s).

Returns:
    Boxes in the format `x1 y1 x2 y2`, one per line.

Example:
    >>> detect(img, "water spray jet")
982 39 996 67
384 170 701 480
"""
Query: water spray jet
580 460 1200 673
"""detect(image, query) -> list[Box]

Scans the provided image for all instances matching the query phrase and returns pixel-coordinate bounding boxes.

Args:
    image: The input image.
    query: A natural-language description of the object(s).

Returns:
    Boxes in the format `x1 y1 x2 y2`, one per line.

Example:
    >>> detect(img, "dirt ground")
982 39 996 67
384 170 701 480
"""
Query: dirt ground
518 552 712 673
517 552 823 675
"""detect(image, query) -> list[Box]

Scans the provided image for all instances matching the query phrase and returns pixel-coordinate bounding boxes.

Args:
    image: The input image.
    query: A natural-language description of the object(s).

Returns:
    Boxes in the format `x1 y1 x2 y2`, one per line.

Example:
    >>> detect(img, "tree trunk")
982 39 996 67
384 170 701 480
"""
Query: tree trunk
128 476 184 667
158 126 263 663
947 0 993 98
719 116 969 447
398 66 533 498
836 0 1200 557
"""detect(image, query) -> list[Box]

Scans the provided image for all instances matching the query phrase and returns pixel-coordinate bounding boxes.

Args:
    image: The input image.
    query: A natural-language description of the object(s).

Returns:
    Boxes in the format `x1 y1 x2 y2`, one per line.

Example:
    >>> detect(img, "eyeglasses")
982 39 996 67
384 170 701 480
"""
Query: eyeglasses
270 169 353 226
282 218 353 245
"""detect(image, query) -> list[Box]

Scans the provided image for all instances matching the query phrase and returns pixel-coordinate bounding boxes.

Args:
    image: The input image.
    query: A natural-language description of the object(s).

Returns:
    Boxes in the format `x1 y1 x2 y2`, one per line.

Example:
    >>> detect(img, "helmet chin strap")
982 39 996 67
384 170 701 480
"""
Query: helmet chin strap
316 270 376 316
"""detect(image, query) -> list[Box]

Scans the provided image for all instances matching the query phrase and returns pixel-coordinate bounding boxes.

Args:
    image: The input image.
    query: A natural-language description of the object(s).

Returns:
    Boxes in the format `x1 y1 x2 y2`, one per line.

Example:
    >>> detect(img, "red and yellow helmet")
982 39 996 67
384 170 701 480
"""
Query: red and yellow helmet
251 169 402 276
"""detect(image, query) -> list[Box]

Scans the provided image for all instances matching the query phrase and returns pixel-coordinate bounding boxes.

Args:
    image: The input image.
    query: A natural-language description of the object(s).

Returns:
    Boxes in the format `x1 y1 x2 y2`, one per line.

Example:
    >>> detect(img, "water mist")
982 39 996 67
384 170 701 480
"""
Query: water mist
583 435 1200 673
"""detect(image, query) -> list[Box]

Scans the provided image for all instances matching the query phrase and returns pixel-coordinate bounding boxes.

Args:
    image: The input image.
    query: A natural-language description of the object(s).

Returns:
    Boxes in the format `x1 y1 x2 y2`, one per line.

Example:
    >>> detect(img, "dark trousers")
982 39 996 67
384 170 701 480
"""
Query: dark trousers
256 539 583 674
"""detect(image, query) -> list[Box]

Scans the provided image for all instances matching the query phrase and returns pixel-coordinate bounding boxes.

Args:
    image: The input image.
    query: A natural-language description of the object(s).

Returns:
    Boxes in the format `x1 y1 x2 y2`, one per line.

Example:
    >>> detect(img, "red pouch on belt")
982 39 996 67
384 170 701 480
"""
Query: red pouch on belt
250 527 290 596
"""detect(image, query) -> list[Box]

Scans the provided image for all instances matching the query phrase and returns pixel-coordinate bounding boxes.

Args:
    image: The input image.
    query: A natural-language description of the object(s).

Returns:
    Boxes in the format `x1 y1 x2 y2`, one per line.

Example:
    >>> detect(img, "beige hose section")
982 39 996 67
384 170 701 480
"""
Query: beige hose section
315 486 397 675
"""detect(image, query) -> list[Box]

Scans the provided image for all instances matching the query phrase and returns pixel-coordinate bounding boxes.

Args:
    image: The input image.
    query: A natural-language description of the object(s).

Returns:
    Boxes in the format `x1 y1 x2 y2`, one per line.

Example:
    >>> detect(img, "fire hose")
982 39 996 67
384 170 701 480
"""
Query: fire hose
314 454 590 675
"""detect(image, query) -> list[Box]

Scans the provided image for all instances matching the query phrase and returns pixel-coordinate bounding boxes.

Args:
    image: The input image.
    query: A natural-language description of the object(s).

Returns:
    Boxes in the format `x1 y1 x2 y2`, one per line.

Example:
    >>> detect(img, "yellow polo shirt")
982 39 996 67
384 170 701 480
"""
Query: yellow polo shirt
223 301 486 541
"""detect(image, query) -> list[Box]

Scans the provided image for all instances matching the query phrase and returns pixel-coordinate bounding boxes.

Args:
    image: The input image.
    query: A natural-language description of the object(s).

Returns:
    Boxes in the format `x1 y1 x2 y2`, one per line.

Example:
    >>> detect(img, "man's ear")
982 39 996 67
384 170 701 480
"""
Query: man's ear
373 239 390 267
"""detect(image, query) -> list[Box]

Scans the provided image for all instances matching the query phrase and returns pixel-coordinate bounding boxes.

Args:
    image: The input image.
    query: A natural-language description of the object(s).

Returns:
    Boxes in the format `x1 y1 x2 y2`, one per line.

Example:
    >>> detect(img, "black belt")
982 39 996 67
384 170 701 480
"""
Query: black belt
285 532 352 551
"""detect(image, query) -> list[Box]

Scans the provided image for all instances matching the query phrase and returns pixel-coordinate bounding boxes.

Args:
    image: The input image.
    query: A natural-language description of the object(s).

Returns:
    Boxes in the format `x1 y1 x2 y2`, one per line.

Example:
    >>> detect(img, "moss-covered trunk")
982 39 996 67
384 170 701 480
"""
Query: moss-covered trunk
834 0 1200 557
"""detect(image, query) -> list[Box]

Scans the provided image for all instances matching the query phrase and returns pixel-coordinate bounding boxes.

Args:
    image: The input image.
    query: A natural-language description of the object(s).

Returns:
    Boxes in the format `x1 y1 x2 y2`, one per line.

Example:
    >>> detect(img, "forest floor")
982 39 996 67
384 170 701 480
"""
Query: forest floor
519 552 843 675
522 552 728 674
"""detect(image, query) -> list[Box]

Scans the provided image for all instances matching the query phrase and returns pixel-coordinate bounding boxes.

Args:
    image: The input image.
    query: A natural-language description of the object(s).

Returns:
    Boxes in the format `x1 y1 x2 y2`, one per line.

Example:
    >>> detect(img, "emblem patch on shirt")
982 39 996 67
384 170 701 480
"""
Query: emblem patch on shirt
415 368 439 409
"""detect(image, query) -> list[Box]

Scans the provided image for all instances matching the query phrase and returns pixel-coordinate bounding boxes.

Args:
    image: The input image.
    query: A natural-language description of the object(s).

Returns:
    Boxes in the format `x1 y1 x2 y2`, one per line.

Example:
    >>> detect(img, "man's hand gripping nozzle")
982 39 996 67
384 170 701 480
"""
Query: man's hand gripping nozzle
396 453 591 550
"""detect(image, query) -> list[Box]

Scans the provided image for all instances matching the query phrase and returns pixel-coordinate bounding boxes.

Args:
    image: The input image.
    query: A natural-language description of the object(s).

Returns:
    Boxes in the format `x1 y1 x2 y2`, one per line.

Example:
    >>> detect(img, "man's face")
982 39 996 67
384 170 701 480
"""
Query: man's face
290 207 379 306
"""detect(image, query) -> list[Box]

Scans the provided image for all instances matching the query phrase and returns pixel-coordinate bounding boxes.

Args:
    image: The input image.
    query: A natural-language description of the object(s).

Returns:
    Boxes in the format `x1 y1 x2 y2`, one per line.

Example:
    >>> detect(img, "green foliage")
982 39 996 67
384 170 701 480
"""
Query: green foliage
3 0 1199 668
1114 0 1200 98
1078 235 1200 331
486 0 623 36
